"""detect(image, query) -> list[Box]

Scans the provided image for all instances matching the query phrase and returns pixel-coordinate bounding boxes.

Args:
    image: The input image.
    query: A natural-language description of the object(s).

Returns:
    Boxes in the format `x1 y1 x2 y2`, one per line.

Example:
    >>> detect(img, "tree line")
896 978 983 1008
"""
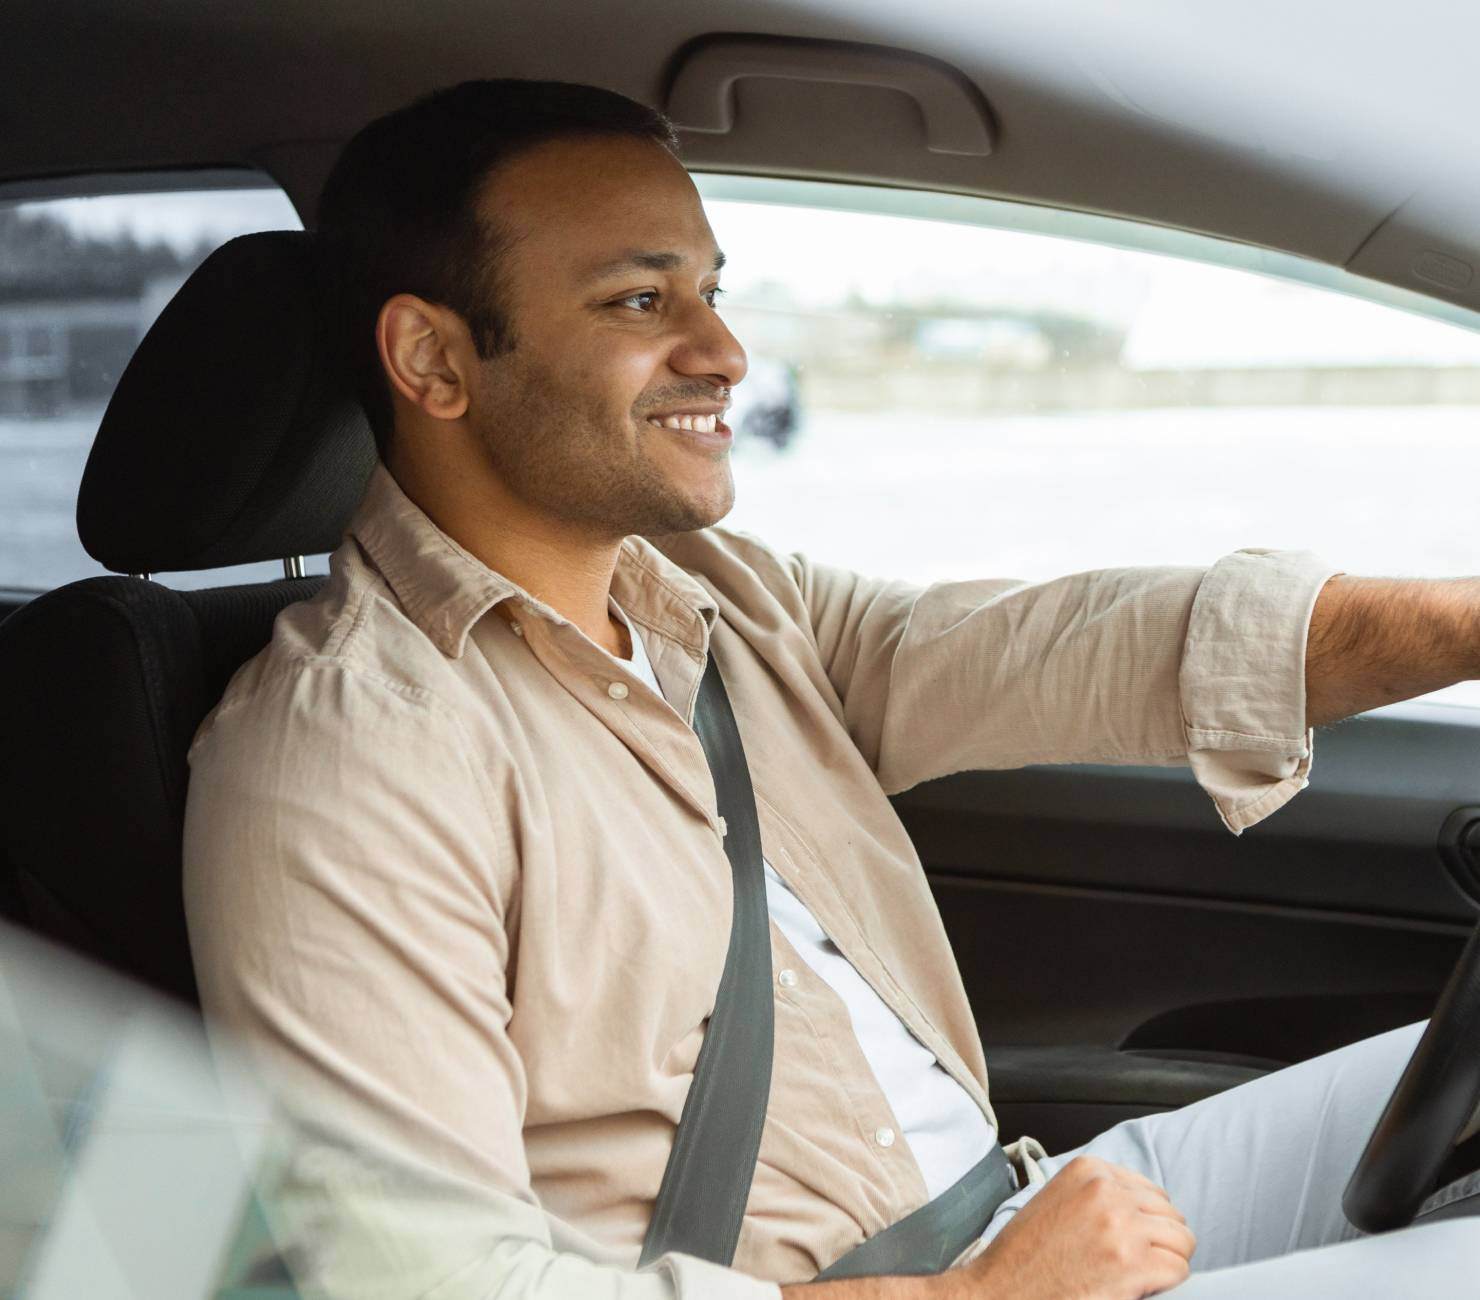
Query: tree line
0 207 210 300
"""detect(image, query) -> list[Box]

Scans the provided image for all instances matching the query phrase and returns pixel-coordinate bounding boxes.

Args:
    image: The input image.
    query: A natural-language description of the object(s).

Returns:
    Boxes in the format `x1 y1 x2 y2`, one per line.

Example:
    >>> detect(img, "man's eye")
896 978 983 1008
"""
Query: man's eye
613 288 726 311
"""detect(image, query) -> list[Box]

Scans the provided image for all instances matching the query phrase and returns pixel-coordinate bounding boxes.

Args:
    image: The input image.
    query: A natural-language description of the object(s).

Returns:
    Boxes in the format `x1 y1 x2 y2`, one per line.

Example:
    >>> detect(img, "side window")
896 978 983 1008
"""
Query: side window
0 177 323 594
700 178 1480 709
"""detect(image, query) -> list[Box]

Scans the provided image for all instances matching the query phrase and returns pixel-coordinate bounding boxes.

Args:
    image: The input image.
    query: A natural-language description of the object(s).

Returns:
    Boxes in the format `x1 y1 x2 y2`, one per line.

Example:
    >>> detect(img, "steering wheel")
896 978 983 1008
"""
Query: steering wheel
1343 920 1480 1231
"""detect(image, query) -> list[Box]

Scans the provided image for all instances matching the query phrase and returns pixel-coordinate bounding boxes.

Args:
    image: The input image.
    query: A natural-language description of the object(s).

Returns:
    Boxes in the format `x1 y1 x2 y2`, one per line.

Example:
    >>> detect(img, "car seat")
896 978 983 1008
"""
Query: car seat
0 231 376 1002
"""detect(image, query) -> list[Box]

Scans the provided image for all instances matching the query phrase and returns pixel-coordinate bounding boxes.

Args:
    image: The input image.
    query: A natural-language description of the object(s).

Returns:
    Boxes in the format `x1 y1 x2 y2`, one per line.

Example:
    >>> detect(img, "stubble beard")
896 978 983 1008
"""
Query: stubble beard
472 361 733 541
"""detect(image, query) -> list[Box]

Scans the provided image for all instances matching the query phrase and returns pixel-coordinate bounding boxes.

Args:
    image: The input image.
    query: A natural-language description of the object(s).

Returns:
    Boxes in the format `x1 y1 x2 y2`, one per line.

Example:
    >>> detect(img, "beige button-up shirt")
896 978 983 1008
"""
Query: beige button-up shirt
183 461 1337 1298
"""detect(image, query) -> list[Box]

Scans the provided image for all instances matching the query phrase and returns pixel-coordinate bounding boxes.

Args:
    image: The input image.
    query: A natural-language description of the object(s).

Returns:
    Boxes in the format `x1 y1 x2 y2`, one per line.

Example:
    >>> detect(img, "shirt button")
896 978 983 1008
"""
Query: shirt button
778 969 799 988
717 815 728 838
510 622 523 637
874 1126 896 1148
607 681 629 700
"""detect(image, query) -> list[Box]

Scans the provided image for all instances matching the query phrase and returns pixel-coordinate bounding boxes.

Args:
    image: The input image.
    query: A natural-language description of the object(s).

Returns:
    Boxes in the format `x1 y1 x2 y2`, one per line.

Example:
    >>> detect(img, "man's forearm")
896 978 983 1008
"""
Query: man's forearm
780 1276 940 1300
1305 575 1480 727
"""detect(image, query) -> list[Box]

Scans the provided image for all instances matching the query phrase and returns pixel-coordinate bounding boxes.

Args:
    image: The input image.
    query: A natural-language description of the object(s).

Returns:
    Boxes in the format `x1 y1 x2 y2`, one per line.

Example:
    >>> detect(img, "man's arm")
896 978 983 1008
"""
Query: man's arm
182 659 777 1300
772 543 1337 835
185 659 1190 1300
1306 575 1480 726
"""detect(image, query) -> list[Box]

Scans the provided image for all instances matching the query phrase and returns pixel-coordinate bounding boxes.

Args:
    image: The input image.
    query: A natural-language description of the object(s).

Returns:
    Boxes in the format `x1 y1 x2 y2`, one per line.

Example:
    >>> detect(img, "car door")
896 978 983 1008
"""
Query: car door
896 714 1477 1148
702 174 1480 1151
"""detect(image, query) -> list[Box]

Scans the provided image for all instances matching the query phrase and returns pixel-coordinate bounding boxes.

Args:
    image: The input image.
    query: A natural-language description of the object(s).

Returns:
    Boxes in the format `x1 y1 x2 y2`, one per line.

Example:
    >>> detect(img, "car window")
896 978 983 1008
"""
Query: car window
699 175 1480 710
1 918 289 1298
0 177 322 595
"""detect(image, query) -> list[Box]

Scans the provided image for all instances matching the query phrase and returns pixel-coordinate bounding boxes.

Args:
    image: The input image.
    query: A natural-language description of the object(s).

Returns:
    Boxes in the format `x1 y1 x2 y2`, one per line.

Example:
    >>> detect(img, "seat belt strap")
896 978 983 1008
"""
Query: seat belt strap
815 1143 1016 1279
638 650 774 1269
637 649 1018 1278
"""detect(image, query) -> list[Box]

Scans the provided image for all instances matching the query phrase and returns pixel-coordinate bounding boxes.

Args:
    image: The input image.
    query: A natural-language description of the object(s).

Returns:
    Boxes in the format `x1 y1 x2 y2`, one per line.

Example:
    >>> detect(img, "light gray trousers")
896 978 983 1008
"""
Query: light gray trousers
979 1021 1480 1296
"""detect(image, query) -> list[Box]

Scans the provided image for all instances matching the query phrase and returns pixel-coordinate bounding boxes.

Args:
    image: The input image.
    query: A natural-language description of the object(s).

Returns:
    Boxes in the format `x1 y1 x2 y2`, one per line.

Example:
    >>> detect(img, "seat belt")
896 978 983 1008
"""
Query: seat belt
638 650 1017 1278
637 650 774 1269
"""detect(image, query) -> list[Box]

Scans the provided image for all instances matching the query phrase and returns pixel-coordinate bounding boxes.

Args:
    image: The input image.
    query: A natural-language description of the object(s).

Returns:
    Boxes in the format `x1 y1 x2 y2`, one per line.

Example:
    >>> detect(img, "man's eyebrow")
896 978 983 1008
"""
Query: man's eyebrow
579 248 726 284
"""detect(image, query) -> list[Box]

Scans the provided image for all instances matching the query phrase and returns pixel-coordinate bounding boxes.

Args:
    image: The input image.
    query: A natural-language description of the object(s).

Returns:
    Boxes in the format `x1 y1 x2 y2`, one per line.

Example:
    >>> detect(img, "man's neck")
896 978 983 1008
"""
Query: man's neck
479 523 626 656
387 449 630 659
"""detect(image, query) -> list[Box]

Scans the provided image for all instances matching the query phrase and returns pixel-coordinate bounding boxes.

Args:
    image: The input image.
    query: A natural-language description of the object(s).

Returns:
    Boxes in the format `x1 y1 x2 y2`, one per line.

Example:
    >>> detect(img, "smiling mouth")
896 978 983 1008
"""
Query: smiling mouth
645 413 722 434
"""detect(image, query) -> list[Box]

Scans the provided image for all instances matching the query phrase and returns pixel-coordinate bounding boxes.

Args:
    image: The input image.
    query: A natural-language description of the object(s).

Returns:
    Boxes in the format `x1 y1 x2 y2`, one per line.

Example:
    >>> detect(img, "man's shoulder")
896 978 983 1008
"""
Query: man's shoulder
189 541 455 758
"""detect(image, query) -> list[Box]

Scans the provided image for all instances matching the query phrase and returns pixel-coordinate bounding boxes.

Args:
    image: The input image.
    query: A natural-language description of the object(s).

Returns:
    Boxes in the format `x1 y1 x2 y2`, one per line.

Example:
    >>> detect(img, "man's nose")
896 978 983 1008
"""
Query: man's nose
671 298 748 390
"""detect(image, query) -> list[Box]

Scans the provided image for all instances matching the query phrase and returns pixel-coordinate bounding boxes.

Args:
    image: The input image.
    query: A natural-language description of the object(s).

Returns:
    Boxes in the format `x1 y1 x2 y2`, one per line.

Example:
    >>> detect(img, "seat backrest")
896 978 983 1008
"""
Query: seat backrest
0 231 376 1003
0 576 324 1000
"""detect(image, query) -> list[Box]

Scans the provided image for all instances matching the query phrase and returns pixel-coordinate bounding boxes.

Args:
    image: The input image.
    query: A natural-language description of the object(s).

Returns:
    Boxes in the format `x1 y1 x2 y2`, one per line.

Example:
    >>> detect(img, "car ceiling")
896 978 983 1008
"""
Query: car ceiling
7 0 1480 317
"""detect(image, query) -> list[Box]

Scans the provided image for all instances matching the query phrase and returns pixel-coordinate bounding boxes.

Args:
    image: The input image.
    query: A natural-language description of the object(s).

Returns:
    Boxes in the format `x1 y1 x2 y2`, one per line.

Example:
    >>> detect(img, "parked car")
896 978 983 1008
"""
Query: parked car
727 354 803 450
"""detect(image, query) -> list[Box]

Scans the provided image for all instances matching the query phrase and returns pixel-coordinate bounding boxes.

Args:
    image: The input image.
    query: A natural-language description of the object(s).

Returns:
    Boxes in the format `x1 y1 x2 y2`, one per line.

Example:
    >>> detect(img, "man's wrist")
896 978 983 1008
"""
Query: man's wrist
1305 574 1480 725
778 1271 946 1299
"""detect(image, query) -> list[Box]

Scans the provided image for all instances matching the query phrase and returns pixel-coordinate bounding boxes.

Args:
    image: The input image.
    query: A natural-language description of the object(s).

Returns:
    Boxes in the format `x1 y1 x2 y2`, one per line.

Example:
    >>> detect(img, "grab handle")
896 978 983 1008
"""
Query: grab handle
666 35 996 157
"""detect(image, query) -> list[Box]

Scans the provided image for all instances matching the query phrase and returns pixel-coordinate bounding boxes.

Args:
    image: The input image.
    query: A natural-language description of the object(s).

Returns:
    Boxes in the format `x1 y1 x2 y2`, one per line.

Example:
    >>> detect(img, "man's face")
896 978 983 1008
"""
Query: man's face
464 134 748 540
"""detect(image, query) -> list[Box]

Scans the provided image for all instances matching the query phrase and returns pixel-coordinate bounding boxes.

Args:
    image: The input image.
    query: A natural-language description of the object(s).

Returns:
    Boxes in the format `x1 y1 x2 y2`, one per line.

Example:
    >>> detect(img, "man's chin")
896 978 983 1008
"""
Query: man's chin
638 489 733 539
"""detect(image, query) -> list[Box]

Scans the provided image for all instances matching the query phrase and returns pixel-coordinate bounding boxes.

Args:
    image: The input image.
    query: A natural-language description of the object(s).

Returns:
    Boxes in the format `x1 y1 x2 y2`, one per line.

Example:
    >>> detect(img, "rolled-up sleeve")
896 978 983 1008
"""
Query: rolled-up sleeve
783 546 1338 835
1178 548 1340 833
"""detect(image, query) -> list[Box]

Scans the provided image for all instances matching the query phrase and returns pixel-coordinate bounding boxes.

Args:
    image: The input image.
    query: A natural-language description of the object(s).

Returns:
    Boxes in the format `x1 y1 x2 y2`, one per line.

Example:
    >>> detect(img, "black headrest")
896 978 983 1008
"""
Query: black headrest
77 231 378 574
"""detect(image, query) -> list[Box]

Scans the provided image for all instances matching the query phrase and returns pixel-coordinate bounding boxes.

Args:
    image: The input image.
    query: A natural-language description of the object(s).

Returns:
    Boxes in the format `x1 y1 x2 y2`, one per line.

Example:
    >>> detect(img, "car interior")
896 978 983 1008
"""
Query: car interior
5 0 1480 1264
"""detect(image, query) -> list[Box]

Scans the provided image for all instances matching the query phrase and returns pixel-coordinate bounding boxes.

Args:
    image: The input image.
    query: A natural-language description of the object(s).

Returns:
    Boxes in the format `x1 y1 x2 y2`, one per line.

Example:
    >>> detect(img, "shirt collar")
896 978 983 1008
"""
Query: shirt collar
347 460 718 659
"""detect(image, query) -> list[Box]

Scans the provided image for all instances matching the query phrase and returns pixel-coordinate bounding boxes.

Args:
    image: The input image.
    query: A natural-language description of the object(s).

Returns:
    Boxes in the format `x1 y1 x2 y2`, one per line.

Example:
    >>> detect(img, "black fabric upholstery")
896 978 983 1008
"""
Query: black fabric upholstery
0 592 29 626
77 231 377 575
0 575 323 1002
2 232 366 1002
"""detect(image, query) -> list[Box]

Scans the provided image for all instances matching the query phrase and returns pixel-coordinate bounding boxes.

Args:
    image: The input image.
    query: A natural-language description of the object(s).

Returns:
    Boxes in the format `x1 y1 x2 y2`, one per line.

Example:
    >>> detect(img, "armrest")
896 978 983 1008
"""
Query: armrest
987 1044 1273 1153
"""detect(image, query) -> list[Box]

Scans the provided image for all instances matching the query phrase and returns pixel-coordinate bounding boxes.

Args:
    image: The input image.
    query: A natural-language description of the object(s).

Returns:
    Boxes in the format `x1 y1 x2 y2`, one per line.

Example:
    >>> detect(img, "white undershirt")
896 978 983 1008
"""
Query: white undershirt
606 599 997 1199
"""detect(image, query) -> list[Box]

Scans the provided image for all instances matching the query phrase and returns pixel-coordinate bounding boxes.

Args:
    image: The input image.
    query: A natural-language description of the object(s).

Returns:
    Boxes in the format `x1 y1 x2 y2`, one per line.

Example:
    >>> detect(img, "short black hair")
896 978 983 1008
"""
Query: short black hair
317 79 681 458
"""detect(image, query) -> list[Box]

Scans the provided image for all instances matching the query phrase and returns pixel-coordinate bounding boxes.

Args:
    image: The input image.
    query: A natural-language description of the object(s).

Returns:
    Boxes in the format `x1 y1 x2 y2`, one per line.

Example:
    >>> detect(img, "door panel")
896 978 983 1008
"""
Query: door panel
896 704 1479 1147
985 1044 1270 1152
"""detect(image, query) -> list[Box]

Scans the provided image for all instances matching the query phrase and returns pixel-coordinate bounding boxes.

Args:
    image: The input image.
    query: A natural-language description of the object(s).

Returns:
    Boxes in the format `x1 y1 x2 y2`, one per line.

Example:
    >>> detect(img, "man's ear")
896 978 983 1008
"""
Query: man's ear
376 294 472 422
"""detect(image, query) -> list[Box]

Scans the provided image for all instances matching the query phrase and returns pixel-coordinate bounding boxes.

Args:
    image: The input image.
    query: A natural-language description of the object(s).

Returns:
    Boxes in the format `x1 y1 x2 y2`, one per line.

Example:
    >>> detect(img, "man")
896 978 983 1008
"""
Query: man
182 79 1480 1299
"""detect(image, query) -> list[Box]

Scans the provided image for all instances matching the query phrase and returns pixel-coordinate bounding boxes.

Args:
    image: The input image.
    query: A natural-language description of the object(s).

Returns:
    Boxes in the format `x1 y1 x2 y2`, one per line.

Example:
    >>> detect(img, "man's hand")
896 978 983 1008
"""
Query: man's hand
779 1155 1195 1300
951 1156 1195 1299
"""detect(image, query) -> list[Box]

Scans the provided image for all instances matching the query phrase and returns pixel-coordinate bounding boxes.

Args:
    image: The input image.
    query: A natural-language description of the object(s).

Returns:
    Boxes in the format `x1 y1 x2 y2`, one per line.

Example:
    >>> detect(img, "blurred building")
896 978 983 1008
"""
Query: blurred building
0 207 191 416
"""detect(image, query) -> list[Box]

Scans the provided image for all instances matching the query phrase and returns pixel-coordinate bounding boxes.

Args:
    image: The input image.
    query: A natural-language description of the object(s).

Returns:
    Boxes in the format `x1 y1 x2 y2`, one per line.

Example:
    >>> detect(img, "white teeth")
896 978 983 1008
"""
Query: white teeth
646 413 721 433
